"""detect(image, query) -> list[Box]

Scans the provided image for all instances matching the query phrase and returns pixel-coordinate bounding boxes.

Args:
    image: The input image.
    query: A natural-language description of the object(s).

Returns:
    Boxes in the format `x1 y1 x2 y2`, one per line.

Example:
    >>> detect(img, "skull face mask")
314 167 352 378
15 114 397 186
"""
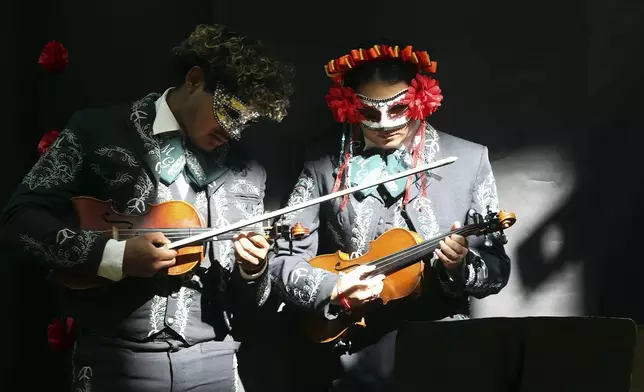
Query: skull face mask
212 85 260 141
356 88 411 132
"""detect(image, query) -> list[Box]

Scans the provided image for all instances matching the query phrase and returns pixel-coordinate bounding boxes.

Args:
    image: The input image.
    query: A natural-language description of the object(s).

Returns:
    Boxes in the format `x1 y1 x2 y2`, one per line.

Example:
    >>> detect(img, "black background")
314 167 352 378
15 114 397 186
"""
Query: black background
1 0 642 390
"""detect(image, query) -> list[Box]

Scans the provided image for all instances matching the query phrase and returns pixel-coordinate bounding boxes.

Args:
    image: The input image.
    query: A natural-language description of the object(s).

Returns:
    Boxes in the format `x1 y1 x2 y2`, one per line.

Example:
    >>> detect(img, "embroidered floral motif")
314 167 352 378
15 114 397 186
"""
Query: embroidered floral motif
90 164 134 187
184 150 207 183
173 286 195 338
285 267 327 307
95 146 139 166
56 228 76 245
229 178 260 196
474 171 500 213
349 197 374 258
126 173 154 214
22 130 83 191
20 231 101 267
424 124 440 163
147 295 168 337
131 93 161 158
211 185 234 270
282 170 316 224
155 182 174 203
393 199 410 229
412 196 440 240
74 365 93 392
194 191 208 216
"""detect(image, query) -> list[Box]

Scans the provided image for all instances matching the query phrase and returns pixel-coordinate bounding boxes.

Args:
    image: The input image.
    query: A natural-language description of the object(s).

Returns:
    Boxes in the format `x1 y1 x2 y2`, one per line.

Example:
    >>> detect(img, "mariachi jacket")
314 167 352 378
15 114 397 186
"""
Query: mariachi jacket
0 92 270 345
269 124 511 334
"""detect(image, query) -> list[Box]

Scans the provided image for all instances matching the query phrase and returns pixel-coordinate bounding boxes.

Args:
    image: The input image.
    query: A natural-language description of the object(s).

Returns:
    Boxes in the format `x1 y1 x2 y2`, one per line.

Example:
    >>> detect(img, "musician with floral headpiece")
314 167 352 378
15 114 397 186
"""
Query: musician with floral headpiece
0 24 294 391
268 42 511 390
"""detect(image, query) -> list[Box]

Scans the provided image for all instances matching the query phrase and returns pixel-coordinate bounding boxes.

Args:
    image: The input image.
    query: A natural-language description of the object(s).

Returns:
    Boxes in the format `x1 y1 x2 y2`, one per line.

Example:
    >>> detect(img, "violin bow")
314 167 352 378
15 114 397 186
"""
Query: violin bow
167 156 458 250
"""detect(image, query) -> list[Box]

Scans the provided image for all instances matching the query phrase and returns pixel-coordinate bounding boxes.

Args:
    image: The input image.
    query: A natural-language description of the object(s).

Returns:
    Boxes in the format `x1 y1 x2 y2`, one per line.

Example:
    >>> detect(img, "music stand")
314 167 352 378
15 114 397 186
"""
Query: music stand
394 317 637 392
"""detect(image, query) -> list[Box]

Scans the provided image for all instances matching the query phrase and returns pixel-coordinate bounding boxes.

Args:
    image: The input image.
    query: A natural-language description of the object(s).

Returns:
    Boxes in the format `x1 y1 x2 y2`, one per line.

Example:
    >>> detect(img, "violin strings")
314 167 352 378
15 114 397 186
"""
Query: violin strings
366 226 477 276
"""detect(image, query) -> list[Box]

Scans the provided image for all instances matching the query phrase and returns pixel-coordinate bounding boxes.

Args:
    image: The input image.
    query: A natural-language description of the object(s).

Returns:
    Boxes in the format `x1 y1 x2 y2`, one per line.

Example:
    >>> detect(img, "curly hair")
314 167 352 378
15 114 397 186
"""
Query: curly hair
173 24 295 122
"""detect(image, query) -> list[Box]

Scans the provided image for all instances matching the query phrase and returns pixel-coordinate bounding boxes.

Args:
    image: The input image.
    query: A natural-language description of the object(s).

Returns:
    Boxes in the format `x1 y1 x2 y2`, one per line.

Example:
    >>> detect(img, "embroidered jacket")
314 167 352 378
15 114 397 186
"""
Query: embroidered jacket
270 124 511 326
0 93 270 345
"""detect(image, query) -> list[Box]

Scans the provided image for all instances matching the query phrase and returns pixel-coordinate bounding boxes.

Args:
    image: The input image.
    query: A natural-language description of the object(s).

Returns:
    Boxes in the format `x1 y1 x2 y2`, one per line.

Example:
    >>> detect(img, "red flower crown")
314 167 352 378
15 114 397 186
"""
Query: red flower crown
323 44 443 124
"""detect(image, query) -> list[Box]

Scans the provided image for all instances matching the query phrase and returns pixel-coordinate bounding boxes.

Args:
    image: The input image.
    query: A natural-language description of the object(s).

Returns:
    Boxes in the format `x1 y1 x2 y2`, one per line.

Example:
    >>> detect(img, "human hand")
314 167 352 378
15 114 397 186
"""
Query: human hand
330 265 385 310
123 232 177 277
233 231 270 273
435 221 469 270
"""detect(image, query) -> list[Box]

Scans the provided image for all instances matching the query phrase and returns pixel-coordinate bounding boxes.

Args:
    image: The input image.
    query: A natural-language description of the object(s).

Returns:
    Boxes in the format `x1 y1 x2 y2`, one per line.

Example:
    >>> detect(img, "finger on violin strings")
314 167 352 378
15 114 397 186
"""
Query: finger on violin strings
439 240 460 261
434 248 452 264
447 233 468 247
237 236 264 258
444 236 467 254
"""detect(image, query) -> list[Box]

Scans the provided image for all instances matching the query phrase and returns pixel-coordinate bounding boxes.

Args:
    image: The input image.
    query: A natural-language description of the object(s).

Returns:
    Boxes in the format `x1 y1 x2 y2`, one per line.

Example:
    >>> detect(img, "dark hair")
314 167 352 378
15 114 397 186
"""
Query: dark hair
341 40 430 91
173 24 295 122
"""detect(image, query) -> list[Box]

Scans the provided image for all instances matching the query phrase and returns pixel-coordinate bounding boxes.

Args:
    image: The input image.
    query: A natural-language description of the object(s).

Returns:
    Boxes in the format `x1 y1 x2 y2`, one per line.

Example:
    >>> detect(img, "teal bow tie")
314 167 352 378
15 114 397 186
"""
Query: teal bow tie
157 133 227 188
345 150 412 199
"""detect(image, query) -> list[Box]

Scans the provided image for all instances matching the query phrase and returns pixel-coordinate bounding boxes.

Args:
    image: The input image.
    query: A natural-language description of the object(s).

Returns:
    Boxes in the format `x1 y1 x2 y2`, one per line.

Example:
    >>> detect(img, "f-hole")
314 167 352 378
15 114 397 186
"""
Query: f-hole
102 213 134 229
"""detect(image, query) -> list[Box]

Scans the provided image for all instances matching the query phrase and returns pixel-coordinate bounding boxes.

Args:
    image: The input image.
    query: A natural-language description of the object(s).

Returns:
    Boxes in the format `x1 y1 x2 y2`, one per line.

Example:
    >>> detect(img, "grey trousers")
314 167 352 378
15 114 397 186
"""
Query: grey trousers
71 336 244 392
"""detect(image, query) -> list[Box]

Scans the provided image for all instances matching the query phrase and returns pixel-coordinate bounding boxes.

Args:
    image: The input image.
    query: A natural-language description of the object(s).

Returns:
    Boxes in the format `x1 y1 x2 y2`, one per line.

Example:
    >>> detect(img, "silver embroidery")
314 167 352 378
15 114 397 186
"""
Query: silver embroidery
90 164 134 187
156 182 174 202
393 200 410 229
281 171 315 224
424 124 440 164
211 186 234 270
147 295 168 337
194 191 208 215
22 130 83 190
21 231 101 267
349 197 374 258
95 146 139 166
131 94 161 158
75 366 93 392
229 178 260 196
412 197 440 240
126 174 154 214
56 228 76 245
285 267 327 307
173 286 195 338
475 171 500 213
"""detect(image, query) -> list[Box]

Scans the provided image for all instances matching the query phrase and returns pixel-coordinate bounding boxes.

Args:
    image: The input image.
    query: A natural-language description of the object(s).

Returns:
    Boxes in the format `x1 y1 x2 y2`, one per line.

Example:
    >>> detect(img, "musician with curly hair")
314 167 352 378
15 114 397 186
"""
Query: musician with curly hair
0 24 295 391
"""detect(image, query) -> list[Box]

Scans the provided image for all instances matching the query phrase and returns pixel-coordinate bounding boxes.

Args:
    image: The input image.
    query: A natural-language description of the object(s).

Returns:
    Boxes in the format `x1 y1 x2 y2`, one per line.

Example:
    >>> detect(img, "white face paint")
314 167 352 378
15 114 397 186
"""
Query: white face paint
356 88 411 132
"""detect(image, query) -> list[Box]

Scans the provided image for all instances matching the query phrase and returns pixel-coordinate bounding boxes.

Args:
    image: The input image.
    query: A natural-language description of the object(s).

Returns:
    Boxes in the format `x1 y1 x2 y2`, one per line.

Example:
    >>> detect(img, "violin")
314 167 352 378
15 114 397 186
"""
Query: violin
53 196 309 289
301 207 516 344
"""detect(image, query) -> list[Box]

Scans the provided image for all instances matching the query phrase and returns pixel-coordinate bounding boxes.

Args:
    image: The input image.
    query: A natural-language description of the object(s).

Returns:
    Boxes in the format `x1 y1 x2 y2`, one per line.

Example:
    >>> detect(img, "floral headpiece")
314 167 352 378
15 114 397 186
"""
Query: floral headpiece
324 44 443 125
324 44 443 210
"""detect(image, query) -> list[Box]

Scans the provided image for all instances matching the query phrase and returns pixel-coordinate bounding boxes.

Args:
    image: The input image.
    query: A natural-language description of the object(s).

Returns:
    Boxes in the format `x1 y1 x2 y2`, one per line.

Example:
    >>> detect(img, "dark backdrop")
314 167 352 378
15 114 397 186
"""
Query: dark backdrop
1 0 641 391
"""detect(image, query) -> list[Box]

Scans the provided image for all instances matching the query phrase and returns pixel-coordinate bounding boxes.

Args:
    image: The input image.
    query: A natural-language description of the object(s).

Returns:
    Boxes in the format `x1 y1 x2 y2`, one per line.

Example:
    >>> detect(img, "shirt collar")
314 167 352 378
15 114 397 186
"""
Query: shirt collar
153 88 181 135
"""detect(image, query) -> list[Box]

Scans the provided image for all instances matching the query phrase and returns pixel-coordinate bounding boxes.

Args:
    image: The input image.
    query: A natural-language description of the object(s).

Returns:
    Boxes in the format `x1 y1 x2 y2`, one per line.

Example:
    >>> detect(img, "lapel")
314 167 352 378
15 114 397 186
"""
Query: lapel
128 92 163 184
404 124 443 239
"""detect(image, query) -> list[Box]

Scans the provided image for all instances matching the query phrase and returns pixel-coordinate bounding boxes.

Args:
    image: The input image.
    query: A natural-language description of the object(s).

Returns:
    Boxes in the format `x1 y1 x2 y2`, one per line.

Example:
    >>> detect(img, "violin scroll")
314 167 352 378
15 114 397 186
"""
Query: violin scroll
497 210 516 229
290 222 310 239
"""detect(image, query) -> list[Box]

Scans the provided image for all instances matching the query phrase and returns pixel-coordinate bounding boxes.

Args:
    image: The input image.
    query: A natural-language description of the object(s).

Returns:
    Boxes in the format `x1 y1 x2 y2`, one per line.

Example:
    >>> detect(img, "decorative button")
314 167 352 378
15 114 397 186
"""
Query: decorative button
167 317 175 325
378 218 384 225
171 292 178 299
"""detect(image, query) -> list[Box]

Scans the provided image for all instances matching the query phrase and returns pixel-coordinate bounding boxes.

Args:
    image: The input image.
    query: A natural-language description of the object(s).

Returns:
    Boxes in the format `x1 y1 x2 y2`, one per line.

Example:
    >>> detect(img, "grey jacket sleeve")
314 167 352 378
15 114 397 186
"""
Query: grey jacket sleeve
0 116 110 276
268 162 339 312
228 165 272 309
436 146 511 298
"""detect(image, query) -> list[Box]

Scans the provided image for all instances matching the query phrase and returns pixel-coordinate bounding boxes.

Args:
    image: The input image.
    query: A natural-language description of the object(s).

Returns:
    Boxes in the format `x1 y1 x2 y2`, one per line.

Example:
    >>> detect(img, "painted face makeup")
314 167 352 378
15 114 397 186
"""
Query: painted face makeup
212 85 260 141
356 89 411 132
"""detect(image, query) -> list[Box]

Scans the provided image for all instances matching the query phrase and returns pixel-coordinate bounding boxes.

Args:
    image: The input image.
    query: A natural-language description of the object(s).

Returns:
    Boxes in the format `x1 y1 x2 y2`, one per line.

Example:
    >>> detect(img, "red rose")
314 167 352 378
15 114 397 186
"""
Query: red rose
47 317 77 351
403 74 443 119
38 130 61 156
325 85 365 124
38 41 69 72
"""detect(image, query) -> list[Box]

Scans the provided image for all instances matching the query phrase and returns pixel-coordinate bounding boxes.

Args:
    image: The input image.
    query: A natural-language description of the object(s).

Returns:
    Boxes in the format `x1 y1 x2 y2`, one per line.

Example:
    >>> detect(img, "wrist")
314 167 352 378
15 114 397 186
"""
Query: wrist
239 258 266 274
